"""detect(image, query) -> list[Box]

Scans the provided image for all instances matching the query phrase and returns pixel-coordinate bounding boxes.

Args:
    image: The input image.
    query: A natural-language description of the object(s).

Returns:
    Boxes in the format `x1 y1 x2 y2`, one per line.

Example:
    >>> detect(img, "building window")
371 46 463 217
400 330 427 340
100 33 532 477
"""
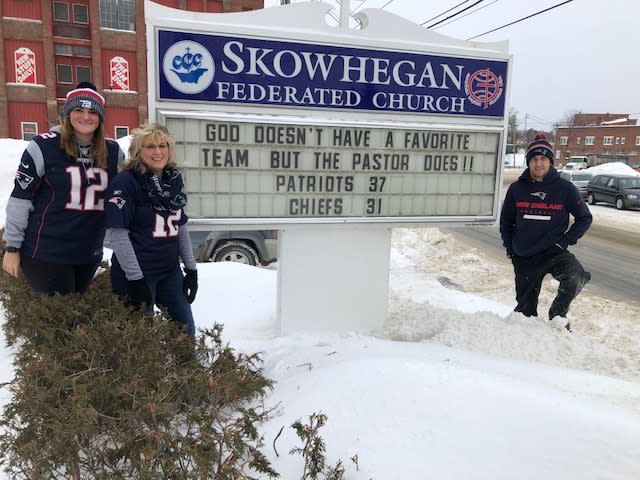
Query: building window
100 0 135 31
585 136 595 145
615 137 620 144
621 137 625 145
53 1 90 39
636 136 640 146
603 136 614 145
55 44 73 55
73 4 89 24
53 1 70 21
576 137 581 145
21 122 38 141
560 136 568 145
76 66 92 83
75 46 92 57
57 64 73 83
56 44 91 57
115 126 129 138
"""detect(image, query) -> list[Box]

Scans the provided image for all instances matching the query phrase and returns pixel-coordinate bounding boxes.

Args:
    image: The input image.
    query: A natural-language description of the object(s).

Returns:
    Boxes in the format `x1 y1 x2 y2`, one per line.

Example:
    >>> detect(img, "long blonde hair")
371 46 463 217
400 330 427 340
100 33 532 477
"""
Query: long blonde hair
120 123 178 174
60 116 108 169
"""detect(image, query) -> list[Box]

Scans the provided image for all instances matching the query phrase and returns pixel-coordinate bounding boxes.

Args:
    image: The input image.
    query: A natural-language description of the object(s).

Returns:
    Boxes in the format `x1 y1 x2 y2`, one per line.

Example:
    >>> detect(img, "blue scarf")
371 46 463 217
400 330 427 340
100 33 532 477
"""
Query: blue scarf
139 168 187 215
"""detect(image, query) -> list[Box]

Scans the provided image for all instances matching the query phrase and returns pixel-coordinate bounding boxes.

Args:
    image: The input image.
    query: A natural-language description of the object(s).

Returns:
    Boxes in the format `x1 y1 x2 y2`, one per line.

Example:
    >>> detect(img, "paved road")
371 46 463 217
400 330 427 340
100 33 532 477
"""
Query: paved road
445 221 640 304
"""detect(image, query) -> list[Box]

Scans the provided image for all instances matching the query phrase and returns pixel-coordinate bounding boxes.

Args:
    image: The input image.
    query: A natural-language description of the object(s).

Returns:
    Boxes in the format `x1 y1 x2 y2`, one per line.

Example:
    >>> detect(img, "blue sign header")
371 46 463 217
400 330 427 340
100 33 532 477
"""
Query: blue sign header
158 29 508 118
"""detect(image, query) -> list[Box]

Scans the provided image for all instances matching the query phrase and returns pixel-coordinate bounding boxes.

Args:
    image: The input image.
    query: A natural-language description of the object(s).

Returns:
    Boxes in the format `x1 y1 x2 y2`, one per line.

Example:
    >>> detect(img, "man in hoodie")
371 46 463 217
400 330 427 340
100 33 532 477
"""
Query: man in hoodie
500 133 592 331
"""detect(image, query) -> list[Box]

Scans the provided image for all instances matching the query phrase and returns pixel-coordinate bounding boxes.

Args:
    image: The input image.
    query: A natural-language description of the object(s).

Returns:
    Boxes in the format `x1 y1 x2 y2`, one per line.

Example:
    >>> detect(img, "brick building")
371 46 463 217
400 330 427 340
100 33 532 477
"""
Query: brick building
554 113 640 166
0 0 263 140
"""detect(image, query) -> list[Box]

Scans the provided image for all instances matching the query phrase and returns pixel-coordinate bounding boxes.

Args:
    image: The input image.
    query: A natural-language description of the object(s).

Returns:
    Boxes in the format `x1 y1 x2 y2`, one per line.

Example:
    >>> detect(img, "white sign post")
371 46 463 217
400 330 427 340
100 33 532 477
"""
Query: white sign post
278 225 391 334
145 1 511 335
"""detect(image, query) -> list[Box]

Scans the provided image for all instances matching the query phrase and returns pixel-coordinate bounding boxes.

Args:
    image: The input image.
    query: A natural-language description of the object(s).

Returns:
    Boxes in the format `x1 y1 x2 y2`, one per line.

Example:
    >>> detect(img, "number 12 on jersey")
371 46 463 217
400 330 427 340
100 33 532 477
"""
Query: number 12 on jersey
152 211 182 238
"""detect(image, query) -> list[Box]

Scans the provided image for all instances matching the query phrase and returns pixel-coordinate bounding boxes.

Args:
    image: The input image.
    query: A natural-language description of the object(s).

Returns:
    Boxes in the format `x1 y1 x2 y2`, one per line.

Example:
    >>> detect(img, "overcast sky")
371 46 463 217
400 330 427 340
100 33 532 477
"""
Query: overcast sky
264 0 640 130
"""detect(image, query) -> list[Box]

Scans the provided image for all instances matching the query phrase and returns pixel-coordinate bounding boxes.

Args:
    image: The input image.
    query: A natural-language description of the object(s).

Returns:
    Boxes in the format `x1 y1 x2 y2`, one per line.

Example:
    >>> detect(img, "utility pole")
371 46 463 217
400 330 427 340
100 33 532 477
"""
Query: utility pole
339 0 350 28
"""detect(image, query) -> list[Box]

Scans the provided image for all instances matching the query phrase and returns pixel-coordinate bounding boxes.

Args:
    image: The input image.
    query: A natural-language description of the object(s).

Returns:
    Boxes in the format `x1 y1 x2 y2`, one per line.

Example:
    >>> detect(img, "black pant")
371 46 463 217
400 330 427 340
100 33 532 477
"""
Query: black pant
512 247 591 319
21 256 99 295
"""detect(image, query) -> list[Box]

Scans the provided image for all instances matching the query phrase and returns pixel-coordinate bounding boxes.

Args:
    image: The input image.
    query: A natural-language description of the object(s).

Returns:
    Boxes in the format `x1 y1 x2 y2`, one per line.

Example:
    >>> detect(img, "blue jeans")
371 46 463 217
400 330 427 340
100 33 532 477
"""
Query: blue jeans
111 262 195 336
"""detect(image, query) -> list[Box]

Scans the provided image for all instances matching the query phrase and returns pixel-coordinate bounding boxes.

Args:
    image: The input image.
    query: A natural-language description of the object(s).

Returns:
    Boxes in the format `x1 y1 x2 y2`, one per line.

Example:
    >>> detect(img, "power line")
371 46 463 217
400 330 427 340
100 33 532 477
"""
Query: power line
432 0 499 30
379 0 397 10
425 0 485 29
420 0 474 26
351 0 372 14
466 0 574 40
525 113 555 126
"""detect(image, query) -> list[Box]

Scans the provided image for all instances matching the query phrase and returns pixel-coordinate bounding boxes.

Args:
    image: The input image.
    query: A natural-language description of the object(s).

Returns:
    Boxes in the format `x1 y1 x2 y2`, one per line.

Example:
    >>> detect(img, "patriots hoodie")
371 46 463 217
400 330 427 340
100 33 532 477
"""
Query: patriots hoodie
499 167 592 258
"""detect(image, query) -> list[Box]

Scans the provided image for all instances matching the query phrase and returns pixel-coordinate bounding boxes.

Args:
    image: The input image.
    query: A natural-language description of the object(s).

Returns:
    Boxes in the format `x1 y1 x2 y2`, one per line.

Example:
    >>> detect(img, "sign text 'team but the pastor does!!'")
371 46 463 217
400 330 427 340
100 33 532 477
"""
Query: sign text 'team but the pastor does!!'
167 118 500 220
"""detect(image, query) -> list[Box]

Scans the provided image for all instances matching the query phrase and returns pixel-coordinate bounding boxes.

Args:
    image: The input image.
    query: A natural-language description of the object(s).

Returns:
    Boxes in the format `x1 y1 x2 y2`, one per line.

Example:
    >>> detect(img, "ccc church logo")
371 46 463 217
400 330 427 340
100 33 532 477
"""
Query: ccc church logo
163 40 214 94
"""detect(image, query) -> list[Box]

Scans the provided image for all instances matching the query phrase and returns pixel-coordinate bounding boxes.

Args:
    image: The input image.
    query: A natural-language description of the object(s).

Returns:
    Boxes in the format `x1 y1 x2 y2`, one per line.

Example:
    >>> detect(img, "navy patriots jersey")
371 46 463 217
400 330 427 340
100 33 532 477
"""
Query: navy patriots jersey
106 169 188 278
9 130 121 264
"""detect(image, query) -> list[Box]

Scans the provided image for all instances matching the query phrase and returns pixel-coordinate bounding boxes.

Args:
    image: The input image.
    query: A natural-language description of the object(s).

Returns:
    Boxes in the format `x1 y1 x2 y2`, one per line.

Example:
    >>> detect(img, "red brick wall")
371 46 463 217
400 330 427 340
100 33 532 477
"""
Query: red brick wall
554 125 640 163
8 96 49 139
0 0 266 138
2 0 42 20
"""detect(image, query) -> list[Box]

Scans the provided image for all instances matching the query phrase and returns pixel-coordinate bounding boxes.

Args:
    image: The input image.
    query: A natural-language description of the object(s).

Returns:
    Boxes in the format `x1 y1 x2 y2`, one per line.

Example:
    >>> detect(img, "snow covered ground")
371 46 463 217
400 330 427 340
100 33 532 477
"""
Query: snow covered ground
1 138 639 479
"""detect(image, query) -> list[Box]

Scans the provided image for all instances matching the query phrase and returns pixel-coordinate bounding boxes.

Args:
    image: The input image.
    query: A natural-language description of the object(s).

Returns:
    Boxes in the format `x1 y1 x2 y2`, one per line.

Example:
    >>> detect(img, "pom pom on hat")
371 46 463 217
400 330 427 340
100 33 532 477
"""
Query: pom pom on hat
526 133 554 165
63 82 105 123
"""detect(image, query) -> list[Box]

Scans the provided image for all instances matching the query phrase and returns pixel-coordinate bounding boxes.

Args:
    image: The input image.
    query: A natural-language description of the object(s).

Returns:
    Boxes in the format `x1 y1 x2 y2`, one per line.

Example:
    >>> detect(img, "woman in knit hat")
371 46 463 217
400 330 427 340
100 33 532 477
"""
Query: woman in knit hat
2 82 124 294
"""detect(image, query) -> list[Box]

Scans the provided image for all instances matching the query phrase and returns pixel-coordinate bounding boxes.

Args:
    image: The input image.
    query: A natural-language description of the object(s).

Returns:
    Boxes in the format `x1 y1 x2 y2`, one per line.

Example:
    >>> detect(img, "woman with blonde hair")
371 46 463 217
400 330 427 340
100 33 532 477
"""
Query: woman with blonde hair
106 123 197 336
3 82 123 294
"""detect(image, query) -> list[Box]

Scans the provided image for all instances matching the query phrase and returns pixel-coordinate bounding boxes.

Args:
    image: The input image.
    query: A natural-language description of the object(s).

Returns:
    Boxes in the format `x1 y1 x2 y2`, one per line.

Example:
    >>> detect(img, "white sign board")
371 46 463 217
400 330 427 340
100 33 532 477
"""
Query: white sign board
165 115 500 223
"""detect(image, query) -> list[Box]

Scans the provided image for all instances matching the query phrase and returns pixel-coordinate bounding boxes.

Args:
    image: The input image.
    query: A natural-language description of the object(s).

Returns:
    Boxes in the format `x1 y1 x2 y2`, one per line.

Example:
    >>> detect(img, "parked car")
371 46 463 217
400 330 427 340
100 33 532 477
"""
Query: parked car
559 170 593 198
586 174 640 210
631 162 640 173
189 229 278 266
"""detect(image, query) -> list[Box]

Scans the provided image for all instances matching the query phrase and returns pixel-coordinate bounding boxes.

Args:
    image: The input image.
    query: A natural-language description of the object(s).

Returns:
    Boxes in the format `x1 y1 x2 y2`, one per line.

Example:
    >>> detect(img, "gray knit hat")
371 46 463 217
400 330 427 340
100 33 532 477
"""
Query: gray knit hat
63 82 105 123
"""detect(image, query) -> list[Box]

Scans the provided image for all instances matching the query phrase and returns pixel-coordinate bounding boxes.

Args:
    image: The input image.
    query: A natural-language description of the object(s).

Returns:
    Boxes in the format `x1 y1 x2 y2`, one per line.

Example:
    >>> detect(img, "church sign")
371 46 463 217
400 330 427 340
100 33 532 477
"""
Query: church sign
157 30 507 118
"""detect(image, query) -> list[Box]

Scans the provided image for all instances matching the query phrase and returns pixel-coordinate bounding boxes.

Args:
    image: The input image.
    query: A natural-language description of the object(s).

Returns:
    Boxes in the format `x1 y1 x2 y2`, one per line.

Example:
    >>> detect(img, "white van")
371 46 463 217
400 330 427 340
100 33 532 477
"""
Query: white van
564 156 588 170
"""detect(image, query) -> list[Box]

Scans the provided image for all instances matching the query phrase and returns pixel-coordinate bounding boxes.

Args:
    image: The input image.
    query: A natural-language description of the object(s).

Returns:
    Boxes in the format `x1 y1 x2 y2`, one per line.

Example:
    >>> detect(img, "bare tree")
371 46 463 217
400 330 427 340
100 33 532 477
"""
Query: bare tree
555 109 582 162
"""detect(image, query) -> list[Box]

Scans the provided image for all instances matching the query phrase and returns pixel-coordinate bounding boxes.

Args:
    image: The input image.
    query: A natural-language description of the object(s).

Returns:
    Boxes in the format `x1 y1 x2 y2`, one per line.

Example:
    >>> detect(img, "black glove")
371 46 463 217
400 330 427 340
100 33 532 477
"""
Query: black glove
183 268 198 304
128 278 152 308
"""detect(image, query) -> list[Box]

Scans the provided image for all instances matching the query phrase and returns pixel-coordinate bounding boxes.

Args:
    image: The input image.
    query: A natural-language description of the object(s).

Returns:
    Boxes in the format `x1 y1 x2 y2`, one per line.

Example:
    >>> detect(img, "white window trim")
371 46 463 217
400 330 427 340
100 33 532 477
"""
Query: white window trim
21 122 38 141
56 63 73 84
115 125 130 139
72 3 89 24
53 1 70 22
76 65 92 83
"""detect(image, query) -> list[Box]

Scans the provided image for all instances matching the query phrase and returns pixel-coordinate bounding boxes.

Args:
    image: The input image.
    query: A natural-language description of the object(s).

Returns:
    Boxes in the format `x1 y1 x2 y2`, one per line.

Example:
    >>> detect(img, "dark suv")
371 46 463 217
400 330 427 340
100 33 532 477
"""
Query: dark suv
189 229 278 266
586 174 640 210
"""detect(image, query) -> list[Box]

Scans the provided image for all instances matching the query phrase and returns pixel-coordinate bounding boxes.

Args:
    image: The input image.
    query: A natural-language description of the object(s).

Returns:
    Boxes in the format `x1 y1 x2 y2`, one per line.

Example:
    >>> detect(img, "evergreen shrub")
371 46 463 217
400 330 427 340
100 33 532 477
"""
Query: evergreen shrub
0 257 278 479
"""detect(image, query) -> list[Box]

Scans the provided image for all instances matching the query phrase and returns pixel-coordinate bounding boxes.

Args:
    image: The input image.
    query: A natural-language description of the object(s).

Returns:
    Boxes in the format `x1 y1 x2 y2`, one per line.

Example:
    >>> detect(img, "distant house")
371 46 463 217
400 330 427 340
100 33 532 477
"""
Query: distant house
554 113 640 166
